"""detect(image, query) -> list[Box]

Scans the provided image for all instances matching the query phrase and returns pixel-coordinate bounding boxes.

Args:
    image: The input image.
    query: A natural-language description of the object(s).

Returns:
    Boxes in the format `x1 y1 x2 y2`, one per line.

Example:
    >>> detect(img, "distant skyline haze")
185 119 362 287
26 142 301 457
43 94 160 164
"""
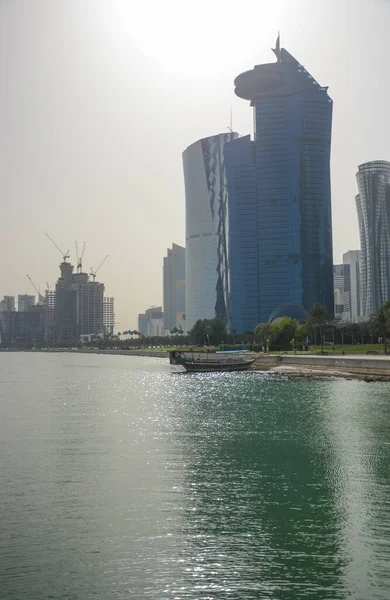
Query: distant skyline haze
1 0 390 328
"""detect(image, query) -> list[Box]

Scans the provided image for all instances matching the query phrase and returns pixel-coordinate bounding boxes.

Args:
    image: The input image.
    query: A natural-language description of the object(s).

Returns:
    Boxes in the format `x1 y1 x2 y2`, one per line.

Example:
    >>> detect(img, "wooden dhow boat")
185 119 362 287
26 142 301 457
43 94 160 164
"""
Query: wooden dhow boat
169 350 256 372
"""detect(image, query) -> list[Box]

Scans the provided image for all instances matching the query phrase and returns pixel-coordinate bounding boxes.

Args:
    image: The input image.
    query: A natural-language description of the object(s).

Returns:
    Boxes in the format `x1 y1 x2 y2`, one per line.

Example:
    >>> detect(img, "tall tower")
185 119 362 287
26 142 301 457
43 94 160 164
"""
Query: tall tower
225 44 333 331
356 161 390 315
183 132 239 332
163 244 185 332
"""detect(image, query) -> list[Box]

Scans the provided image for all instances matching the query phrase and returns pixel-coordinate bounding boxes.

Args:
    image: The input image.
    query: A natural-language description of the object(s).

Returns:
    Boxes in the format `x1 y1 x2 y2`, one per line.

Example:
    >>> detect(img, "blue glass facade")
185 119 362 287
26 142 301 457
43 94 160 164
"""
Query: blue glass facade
226 47 333 332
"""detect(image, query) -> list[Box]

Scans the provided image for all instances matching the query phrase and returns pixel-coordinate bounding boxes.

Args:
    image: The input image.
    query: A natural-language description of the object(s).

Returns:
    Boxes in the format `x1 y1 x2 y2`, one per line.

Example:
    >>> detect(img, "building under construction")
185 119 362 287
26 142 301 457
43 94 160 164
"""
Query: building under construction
103 297 115 335
0 236 114 346
55 261 105 341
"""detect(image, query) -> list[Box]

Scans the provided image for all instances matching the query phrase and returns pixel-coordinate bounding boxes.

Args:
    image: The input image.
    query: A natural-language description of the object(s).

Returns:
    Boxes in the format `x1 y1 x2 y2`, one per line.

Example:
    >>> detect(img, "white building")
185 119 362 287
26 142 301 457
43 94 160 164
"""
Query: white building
138 306 164 337
103 297 115 335
182 132 238 332
342 250 361 322
356 161 390 315
333 265 344 319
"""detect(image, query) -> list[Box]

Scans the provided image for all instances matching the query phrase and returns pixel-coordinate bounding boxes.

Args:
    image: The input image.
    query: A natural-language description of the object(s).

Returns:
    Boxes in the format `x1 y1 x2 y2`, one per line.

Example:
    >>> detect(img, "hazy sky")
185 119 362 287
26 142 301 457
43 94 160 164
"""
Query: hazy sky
1 0 390 329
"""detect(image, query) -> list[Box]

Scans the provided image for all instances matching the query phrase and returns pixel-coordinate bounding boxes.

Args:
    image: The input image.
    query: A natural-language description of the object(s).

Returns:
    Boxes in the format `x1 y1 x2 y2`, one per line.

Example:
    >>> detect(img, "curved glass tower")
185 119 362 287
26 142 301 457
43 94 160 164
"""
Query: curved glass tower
183 132 238 332
356 161 390 315
225 46 333 331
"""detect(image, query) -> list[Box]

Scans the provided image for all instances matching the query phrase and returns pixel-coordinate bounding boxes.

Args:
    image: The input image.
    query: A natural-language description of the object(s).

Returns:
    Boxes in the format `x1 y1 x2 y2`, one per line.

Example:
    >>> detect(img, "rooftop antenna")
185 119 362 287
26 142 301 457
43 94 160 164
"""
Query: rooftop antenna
227 108 233 134
272 31 281 62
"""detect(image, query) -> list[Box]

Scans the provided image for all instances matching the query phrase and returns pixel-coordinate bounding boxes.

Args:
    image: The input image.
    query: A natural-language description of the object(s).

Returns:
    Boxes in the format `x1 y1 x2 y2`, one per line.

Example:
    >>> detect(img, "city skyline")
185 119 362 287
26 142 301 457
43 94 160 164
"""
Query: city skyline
1 1 390 328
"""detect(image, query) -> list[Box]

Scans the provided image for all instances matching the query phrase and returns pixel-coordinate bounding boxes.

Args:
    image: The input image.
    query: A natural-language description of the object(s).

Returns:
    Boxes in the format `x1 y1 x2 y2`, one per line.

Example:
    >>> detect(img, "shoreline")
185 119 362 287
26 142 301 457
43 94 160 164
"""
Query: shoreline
2 348 390 381
251 354 390 381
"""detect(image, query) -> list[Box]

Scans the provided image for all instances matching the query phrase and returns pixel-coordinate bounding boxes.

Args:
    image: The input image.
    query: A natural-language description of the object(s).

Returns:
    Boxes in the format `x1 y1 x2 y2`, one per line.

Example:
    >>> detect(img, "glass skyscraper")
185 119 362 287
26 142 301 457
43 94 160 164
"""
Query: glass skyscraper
163 243 185 332
183 132 238 332
225 45 334 332
356 161 390 315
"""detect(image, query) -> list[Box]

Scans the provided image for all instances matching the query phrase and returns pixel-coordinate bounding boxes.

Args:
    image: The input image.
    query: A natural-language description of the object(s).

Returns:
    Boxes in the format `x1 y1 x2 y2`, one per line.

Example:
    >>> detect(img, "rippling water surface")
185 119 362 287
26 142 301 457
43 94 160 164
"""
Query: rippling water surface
1 352 390 599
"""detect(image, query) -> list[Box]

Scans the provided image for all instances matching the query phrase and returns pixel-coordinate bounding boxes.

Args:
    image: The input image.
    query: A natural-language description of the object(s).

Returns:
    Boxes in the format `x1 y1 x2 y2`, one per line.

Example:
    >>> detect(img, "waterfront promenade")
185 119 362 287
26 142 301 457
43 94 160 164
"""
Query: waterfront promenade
253 354 390 379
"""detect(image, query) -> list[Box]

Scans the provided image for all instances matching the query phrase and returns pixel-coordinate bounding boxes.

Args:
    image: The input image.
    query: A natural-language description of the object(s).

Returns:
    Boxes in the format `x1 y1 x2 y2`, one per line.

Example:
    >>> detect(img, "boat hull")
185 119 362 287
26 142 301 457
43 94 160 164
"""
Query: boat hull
181 360 255 372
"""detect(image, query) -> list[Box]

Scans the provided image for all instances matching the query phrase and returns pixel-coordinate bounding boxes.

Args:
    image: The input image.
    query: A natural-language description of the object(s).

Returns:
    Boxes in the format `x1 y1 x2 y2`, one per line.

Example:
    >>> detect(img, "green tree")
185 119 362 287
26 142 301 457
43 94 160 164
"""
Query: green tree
370 301 390 353
254 323 271 347
189 319 227 346
307 303 331 353
269 317 300 350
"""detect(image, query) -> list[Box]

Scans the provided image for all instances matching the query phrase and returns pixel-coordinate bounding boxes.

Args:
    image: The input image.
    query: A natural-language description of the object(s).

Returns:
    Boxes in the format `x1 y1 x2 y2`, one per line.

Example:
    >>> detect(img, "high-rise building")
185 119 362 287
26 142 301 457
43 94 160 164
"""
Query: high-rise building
103 297 115 335
18 294 35 312
342 250 361 322
44 289 56 344
138 313 148 337
356 161 390 316
225 43 333 332
55 262 104 341
163 244 185 333
183 132 239 332
333 265 344 319
138 306 164 337
0 296 15 312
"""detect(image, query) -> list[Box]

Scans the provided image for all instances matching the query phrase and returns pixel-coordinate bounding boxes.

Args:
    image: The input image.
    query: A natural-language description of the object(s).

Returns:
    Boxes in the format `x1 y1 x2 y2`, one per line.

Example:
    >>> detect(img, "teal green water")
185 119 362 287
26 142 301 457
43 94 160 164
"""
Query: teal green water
0 353 389 599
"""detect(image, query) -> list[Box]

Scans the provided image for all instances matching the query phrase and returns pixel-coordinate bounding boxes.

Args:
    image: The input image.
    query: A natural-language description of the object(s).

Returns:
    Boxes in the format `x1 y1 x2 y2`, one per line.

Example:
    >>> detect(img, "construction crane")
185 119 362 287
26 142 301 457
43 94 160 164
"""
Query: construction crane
26 274 45 304
75 241 86 273
90 255 109 282
45 233 70 263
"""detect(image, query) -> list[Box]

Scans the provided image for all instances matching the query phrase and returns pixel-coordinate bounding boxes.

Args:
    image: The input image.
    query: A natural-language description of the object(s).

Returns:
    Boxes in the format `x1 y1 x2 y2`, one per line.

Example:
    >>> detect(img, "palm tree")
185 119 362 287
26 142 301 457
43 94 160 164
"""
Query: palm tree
307 303 331 354
370 301 390 353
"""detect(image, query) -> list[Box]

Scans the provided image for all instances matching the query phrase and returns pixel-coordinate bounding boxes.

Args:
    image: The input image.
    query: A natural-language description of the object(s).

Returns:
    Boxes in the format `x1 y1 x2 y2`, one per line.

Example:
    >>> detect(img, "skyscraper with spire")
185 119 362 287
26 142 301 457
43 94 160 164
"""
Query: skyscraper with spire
225 42 334 331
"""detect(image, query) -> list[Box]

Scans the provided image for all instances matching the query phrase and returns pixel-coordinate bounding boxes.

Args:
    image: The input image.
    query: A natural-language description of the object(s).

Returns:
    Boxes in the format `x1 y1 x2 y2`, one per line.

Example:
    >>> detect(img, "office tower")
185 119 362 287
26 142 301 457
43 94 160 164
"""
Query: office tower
342 250 361 322
356 161 390 315
183 132 239 332
18 294 35 312
333 265 344 319
163 244 185 333
138 306 164 337
138 313 148 337
225 42 333 331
